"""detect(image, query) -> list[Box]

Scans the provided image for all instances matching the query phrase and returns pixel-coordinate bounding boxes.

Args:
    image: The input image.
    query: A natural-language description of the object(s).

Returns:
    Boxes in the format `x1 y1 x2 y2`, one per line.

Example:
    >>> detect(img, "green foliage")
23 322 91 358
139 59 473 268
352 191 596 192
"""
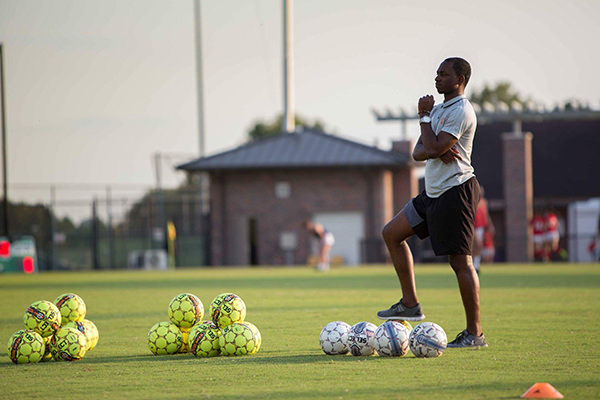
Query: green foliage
0 264 599 399
247 114 326 142
469 81 529 106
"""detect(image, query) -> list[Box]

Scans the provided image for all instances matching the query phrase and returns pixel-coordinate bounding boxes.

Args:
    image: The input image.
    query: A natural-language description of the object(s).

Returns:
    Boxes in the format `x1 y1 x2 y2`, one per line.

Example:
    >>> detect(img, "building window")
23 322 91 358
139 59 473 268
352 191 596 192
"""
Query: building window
275 182 291 199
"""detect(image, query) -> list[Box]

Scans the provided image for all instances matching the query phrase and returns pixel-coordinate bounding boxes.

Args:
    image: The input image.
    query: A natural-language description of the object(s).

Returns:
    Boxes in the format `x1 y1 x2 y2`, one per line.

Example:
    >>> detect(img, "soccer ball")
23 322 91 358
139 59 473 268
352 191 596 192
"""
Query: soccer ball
64 319 99 351
409 322 447 358
373 321 410 357
242 321 261 354
41 335 53 361
189 321 221 357
210 293 246 329
168 293 204 328
7 329 45 364
82 319 99 351
392 319 413 332
147 322 183 355
54 293 86 323
219 323 258 356
50 327 87 361
178 327 191 353
347 322 377 356
320 321 351 355
23 300 61 337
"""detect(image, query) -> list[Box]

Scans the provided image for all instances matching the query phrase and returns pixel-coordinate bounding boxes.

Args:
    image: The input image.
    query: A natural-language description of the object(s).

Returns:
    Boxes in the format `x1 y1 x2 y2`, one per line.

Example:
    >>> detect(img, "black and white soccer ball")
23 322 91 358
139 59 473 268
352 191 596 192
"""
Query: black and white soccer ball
409 322 447 358
320 321 351 355
373 321 410 357
347 321 377 356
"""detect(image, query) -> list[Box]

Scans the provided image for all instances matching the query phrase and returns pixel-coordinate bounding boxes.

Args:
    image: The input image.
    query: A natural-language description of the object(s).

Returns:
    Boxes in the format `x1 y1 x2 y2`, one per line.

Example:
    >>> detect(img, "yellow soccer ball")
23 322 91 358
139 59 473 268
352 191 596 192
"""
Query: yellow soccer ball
168 293 204 328
189 321 220 357
50 327 87 361
54 293 86 323
219 323 258 356
147 322 183 355
7 329 45 364
210 293 246 329
242 321 261 354
178 326 191 353
23 300 61 338
64 319 99 351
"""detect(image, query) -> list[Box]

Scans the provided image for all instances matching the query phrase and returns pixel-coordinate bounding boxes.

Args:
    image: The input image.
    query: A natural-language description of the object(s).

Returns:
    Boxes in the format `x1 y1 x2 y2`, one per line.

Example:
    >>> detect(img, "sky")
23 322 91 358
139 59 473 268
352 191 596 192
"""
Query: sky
1 0 599 219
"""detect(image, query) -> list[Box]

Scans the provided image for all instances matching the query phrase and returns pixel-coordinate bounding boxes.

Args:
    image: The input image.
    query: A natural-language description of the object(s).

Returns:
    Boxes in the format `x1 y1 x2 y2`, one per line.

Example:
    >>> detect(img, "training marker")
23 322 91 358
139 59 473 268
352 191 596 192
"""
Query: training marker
521 382 563 399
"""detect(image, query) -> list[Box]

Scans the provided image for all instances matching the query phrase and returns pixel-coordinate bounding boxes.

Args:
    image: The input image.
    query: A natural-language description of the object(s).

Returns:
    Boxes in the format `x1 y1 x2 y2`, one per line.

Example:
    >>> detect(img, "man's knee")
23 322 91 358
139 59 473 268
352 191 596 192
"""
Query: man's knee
448 255 473 273
382 221 396 244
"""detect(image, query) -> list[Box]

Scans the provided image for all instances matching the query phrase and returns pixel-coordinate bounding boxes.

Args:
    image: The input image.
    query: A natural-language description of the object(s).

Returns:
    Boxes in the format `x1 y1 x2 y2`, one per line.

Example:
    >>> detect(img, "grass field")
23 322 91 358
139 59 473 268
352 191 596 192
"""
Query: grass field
1 263 599 399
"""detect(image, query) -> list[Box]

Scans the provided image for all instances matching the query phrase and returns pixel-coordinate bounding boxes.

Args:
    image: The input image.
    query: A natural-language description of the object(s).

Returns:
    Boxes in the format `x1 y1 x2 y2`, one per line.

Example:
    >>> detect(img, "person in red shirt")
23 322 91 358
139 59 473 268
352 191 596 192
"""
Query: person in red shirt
543 210 560 259
481 219 495 264
473 189 490 274
530 213 546 261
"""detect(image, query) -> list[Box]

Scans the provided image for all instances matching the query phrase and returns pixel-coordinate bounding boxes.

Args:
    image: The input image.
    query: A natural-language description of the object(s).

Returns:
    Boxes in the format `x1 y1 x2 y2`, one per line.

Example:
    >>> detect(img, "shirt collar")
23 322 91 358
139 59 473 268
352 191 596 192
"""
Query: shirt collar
442 94 466 109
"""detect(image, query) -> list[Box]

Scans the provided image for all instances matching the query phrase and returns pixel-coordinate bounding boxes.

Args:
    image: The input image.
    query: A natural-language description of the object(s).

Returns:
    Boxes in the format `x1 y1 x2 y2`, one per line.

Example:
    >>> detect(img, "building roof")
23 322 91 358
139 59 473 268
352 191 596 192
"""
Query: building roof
177 129 409 171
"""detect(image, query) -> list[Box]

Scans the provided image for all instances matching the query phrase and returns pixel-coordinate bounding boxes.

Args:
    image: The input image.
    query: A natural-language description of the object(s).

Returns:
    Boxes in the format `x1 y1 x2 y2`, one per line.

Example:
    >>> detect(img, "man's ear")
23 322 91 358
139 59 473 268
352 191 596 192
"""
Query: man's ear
457 75 466 87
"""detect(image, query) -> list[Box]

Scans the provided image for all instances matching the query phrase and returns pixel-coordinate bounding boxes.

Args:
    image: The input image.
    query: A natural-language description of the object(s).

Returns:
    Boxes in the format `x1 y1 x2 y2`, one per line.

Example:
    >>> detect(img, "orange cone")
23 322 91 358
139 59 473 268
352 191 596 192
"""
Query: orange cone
521 383 564 399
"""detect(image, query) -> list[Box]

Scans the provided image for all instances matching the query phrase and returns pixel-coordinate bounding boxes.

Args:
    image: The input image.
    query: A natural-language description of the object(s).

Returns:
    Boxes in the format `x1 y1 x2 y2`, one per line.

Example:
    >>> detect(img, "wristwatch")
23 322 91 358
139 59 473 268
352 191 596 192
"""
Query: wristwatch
419 115 431 124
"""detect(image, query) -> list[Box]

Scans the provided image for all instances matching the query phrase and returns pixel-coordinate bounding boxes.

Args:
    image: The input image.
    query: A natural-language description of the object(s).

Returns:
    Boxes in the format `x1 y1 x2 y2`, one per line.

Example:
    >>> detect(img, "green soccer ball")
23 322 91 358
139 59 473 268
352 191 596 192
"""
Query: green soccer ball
7 329 45 364
147 322 183 355
54 293 86 323
23 300 61 337
210 293 246 329
178 326 191 353
82 319 99 351
242 321 262 354
219 323 258 356
168 293 204 328
393 319 412 332
64 319 99 351
50 327 87 361
189 321 220 357
41 335 53 362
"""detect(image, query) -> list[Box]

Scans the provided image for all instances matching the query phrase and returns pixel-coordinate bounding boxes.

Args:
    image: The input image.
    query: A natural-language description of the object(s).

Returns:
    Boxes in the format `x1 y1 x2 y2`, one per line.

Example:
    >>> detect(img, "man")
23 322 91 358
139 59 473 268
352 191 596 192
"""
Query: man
530 213 546 261
302 220 335 271
377 57 487 348
543 209 560 260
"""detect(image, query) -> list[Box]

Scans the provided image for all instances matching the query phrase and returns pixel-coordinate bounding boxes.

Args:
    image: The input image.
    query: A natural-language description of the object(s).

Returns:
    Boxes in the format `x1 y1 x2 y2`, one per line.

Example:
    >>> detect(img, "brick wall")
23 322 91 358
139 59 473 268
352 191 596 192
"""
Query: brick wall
502 132 534 262
208 167 402 266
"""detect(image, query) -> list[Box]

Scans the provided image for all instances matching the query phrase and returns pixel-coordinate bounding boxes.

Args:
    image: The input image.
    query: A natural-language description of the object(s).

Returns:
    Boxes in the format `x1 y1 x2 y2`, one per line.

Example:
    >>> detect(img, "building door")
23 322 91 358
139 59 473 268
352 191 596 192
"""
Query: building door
248 217 259 265
229 215 249 265
313 212 364 265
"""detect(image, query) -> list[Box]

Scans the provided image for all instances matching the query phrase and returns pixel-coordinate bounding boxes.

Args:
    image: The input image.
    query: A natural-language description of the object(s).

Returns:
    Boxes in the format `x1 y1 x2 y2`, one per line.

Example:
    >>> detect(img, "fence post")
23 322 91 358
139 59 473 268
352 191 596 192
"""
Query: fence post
91 198 99 270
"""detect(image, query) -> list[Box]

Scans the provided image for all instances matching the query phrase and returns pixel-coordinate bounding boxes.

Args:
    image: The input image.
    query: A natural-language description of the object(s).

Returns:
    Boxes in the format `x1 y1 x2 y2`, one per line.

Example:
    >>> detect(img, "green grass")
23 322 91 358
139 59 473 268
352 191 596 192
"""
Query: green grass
1 264 599 399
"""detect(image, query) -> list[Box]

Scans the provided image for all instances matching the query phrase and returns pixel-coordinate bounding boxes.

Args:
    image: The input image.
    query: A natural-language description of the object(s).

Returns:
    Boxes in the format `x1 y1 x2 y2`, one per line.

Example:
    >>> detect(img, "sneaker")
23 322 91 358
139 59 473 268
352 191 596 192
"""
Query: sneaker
376 299 425 321
447 329 488 348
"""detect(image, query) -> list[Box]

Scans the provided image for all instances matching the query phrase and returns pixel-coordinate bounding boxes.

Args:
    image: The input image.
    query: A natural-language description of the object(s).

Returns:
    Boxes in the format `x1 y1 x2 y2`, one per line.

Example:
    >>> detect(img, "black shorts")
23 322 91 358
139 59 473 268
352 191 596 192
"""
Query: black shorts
403 177 480 256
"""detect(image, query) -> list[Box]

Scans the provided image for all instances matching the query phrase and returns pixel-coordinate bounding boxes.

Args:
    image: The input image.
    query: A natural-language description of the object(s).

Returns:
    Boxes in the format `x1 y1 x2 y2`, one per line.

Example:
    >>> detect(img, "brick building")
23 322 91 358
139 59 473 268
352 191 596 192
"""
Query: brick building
178 129 417 266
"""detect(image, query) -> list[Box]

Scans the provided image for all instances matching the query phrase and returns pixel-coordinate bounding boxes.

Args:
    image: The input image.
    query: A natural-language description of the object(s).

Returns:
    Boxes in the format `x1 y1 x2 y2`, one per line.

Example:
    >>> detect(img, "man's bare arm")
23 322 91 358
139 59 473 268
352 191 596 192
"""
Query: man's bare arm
412 136 428 161
418 95 460 158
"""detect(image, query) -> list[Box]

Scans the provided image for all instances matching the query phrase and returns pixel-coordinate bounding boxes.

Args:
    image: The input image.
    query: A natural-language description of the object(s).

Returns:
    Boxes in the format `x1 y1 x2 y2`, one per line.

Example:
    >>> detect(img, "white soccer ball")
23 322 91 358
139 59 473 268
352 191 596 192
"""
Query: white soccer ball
347 321 377 356
320 321 351 355
409 322 447 358
373 321 410 357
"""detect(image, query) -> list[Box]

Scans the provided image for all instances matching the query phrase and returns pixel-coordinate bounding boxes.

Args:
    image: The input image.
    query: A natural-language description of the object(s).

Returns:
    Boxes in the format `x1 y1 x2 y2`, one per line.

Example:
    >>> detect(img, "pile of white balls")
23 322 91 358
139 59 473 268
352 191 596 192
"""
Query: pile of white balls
320 320 447 358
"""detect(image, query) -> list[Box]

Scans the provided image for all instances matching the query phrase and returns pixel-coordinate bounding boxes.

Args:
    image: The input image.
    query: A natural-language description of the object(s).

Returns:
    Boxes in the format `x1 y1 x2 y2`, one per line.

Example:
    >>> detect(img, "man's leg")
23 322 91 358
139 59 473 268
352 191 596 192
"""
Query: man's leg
448 254 481 336
317 243 331 271
382 211 418 307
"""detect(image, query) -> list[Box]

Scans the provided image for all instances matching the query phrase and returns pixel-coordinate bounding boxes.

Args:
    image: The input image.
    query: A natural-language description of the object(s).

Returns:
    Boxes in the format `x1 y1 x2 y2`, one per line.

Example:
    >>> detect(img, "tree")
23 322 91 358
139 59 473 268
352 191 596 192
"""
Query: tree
469 81 530 106
247 114 326 142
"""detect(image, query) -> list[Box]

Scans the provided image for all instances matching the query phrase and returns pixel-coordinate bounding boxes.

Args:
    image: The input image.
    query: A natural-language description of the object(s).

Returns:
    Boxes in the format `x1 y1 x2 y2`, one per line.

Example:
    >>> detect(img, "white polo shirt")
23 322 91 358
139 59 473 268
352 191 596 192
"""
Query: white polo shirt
424 95 477 198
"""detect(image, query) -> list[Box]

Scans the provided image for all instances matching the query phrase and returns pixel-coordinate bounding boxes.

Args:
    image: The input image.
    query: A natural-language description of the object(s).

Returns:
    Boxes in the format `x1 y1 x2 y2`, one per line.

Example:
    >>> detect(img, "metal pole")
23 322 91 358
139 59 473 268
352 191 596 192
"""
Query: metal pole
106 186 115 268
91 198 99 270
193 0 206 157
283 0 295 133
154 153 165 250
0 43 9 238
50 185 56 270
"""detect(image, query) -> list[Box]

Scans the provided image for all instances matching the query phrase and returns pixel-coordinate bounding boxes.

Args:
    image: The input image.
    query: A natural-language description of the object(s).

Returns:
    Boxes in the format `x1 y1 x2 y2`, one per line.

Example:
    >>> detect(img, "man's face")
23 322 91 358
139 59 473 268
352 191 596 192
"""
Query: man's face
435 61 461 94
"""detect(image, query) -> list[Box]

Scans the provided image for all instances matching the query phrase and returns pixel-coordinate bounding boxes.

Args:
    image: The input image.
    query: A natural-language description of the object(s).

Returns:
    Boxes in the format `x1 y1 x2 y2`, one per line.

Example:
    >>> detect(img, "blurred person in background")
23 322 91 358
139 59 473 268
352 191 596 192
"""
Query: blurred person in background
543 209 561 260
530 212 547 261
302 220 335 272
472 187 490 274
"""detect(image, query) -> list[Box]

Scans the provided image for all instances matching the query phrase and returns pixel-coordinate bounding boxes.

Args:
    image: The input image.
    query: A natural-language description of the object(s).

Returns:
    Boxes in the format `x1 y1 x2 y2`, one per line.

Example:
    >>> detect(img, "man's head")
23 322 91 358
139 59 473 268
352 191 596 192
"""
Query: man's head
435 57 471 95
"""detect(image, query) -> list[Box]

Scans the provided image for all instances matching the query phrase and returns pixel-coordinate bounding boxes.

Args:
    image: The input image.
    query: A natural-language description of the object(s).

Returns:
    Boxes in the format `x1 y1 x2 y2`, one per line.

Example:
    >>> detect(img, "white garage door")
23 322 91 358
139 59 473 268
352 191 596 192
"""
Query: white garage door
313 211 364 265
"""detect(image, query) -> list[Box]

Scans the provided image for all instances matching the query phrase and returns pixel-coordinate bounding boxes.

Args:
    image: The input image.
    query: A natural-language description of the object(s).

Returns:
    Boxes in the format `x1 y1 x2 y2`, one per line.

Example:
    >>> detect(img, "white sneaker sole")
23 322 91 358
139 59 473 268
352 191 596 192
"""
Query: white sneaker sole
376 314 426 321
